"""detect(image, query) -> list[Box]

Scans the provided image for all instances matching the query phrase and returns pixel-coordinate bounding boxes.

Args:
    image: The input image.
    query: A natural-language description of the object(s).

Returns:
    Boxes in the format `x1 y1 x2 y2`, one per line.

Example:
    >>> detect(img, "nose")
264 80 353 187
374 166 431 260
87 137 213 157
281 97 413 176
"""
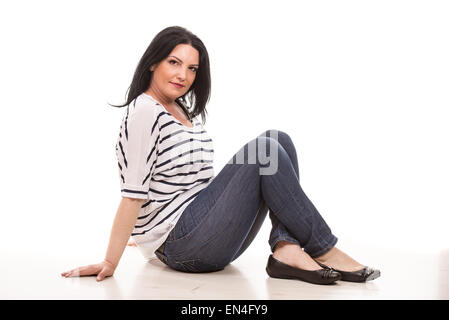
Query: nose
176 67 187 82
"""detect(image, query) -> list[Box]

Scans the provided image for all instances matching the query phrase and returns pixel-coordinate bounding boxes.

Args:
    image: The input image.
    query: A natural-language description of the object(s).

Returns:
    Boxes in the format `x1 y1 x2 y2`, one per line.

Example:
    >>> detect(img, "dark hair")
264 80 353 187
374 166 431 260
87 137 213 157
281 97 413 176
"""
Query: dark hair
108 26 211 125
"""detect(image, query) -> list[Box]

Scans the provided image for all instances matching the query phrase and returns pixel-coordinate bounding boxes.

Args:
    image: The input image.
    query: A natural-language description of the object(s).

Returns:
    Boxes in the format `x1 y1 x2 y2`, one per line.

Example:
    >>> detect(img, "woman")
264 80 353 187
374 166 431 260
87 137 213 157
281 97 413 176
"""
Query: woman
61 26 380 285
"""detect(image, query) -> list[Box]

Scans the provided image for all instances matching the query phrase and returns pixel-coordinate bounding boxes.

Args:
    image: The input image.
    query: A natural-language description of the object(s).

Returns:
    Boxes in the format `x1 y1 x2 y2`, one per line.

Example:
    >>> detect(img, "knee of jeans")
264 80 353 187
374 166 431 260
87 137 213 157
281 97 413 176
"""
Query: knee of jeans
260 129 291 142
255 135 281 148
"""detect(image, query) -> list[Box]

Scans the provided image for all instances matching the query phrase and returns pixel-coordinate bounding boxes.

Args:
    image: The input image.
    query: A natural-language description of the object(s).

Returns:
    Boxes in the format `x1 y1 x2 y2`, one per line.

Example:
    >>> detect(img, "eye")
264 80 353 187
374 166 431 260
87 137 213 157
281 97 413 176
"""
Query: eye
169 59 197 72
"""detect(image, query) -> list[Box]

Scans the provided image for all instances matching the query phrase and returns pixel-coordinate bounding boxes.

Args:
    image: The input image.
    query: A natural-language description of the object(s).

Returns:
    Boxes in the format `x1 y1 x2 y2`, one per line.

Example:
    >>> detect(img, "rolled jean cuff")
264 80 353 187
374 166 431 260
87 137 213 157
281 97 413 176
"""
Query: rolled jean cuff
269 236 301 253
308 235 339 258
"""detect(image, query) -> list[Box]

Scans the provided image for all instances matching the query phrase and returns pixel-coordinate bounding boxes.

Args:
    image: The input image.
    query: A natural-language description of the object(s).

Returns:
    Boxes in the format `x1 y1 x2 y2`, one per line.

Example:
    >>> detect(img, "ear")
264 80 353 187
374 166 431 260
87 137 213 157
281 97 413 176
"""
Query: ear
150 61 161 72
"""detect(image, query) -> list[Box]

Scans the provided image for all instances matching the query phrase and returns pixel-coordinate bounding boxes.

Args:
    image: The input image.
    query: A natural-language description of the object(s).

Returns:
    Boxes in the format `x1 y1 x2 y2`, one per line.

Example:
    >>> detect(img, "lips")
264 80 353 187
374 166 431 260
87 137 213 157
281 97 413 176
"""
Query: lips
170 82 184 88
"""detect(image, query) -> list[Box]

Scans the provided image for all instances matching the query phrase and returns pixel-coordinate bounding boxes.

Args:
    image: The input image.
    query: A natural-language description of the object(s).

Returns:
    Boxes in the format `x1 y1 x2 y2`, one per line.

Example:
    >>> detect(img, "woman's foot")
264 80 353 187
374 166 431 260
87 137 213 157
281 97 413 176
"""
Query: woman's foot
272 241 323 271
314 247 365 272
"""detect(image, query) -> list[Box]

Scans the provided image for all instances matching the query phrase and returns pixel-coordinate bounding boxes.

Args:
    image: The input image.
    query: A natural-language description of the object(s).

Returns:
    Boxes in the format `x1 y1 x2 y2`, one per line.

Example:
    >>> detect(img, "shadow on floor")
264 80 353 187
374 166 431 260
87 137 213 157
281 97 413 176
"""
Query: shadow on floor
125 258 260 299
439 248 449 299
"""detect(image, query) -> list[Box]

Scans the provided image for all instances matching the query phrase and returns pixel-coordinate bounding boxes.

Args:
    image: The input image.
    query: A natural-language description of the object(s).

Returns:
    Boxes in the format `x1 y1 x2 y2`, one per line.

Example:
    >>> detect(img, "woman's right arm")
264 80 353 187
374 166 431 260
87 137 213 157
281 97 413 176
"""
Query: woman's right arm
61 197 145 281
103 197 145 269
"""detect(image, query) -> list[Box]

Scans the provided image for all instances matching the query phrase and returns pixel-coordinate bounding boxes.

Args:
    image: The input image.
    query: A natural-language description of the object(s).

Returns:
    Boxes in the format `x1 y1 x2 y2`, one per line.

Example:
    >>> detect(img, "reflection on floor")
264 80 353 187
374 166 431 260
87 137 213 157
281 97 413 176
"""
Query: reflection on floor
1 242 448 299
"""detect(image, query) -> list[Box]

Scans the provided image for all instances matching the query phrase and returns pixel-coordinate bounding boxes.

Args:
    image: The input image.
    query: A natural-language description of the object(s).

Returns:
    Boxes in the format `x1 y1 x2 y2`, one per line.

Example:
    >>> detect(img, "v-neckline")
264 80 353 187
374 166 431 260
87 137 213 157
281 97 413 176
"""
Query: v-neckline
142 93 195 129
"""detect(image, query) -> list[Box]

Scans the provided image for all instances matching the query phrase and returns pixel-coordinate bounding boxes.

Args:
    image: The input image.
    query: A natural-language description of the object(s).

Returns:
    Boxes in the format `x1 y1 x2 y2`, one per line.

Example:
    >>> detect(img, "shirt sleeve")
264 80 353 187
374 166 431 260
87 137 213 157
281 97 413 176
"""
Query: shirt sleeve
116 101 160 200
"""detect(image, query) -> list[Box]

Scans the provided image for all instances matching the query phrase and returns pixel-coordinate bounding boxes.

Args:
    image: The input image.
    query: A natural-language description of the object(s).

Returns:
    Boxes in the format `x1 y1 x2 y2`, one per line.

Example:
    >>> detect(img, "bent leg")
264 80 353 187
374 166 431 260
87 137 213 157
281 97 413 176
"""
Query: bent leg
253 130 329 255
230 129 301 262
162 156 265 272
161 132 337 274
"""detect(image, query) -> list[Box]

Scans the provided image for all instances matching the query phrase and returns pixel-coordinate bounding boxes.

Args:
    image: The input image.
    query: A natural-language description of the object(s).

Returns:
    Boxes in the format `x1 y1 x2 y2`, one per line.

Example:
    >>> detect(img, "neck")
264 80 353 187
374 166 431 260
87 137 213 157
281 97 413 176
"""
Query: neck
145 89 191 120
144 88 174 107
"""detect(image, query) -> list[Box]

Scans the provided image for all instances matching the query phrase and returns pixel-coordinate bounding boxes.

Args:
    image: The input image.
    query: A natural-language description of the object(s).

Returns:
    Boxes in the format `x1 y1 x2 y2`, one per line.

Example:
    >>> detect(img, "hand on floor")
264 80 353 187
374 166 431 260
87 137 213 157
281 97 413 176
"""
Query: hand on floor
61 260 116 282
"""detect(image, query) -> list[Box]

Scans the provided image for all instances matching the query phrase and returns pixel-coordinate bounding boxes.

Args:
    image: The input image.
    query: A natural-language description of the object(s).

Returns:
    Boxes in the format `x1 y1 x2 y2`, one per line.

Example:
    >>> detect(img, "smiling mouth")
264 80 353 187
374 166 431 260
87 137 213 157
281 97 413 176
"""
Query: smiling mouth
170 82 184 88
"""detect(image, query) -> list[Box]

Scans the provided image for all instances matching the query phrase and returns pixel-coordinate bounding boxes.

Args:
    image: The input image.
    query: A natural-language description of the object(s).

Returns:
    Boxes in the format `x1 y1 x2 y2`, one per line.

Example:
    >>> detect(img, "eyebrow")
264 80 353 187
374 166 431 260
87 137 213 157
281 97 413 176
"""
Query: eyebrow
169 55 199 67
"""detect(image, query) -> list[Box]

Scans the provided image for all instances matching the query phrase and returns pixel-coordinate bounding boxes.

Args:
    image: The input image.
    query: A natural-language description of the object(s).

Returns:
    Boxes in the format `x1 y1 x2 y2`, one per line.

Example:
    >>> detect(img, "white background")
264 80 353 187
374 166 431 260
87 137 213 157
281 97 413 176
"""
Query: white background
0 0 448 269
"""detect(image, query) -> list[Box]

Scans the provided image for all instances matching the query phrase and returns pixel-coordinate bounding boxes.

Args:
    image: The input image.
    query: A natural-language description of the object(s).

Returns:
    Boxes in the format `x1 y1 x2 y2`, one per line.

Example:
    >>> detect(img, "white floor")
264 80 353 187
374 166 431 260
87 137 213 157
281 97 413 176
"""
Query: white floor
1 239 448 300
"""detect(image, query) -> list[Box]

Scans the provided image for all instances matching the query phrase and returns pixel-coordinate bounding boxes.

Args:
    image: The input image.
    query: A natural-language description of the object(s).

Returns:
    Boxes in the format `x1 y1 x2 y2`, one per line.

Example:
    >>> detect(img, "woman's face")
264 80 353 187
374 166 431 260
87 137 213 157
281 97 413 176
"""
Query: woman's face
148 44 199 104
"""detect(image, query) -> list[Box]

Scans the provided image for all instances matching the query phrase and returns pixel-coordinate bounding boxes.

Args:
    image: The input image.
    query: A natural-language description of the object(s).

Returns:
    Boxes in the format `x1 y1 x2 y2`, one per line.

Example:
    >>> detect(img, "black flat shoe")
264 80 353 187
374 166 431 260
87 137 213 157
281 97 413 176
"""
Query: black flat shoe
315 261 381 282
266 254 342 285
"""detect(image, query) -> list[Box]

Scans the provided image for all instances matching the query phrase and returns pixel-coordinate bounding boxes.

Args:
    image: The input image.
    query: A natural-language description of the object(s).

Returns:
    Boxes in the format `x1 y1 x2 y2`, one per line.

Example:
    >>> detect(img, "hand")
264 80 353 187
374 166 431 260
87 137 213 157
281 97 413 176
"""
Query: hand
61 260 116 282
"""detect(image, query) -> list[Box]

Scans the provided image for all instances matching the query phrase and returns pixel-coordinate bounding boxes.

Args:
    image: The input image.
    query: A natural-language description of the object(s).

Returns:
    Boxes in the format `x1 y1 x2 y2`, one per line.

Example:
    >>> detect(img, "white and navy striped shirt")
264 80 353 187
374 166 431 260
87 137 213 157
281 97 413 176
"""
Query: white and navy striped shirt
116 92 214 260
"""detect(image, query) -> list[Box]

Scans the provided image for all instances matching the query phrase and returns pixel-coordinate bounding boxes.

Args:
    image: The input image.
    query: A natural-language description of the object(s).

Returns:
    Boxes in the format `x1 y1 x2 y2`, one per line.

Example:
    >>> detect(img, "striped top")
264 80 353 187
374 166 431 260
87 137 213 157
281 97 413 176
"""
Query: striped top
115 92 215 260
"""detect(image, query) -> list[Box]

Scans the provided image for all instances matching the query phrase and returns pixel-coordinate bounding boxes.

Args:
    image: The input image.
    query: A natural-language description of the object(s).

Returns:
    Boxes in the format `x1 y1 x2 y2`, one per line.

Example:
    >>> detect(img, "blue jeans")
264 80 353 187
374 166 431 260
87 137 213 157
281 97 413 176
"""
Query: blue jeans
154 129 338 273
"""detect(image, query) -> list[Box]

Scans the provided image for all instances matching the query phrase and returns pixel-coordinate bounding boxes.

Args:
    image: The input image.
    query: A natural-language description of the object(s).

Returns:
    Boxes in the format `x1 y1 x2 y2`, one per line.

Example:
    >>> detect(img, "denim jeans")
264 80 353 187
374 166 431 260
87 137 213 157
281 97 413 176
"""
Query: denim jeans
154 129 338 273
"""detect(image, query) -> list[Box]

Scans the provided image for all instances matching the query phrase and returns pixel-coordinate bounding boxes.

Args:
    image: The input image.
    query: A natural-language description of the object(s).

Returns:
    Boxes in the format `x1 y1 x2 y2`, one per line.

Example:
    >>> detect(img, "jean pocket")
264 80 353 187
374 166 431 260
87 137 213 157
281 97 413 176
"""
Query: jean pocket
154 248 169 266
166 223 195 243
170 258 224 273
165 205 205 244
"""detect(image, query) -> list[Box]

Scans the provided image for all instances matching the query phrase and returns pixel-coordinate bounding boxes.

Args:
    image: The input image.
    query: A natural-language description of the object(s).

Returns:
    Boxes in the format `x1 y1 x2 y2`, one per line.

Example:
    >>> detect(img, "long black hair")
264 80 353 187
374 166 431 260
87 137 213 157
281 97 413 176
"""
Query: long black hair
109 26 211 125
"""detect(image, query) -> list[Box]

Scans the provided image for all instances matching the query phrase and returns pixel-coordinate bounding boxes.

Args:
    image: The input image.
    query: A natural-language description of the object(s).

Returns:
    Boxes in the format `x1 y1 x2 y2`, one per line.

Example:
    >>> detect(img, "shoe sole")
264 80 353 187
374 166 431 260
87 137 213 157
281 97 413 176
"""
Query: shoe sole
266 267 340 285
